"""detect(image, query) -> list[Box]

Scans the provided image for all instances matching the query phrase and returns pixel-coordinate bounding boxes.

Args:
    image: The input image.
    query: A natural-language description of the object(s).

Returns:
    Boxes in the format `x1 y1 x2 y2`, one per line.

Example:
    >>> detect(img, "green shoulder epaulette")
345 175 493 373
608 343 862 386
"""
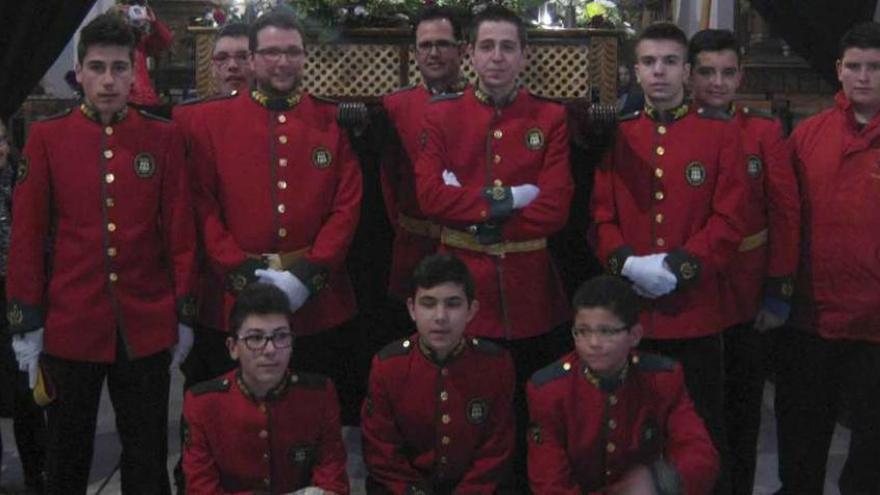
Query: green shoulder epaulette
695 107 732 121
741 106 775 120
177 96 206 107
38 107 72 122
429 92 463 103
312 94 341 105
530 358 574 387
618 110 641 122
190 375 232 396
377 337 415 360
139 109 171 123
289 371 329 389
631 352 677 372
468 337 504 355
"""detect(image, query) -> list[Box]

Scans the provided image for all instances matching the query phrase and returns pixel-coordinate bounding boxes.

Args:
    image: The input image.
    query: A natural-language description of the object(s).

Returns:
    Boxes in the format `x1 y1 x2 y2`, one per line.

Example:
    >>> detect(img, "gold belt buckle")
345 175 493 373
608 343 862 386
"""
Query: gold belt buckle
262 253 283 270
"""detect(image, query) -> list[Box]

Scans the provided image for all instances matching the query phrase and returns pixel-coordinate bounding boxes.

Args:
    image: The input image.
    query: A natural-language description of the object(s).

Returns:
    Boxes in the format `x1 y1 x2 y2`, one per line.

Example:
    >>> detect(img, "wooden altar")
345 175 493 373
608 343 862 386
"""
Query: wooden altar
188 26 622 104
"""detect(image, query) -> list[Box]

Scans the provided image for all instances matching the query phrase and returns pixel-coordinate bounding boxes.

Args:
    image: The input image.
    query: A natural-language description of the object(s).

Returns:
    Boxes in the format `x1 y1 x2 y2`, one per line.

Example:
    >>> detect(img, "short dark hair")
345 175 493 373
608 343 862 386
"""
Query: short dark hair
229 283 291 334
414 6 464 41
635 22 688 55
411 254 475 303
688 28 739 66
572 275 640 328
839 22 880 58
77 13 136 63
469 4 527 48
215 22 250 47
249 8 305 52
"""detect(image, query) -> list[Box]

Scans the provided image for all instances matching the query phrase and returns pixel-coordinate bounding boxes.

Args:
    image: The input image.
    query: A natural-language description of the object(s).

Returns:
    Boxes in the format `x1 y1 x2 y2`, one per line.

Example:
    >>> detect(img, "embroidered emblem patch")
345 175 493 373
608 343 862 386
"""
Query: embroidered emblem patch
529 422 543 444
466 398 489 424
15 157 28 184
525 128 545 150
680 261 698 280
312 147 332 169
747 155 763 179
7 303 23 326
685 161 707 187
289 444 315 465
133 153 156 178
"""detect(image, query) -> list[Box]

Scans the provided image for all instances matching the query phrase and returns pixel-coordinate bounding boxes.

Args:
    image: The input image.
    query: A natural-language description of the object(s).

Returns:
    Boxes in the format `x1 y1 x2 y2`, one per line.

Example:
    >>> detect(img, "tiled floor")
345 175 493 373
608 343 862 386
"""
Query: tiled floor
0 371 849 495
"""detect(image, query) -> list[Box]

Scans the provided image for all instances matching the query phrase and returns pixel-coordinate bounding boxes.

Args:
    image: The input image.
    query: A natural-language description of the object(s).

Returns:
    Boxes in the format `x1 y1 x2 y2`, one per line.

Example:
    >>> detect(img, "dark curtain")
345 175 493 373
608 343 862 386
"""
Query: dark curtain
0 0 97 121
749 0 878 85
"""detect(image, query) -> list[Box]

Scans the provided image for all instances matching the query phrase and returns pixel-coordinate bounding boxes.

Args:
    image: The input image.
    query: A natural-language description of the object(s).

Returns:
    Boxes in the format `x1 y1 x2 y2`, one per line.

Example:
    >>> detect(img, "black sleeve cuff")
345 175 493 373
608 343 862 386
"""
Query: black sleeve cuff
289 258 330 296
6 300 44 335
606 245 634 276
481 186 514 221
665 248 702 290
650 459 683 495
470 221 505 245
405 483 434 495
226 258 267 294
764 275 795 302
176 295 198 326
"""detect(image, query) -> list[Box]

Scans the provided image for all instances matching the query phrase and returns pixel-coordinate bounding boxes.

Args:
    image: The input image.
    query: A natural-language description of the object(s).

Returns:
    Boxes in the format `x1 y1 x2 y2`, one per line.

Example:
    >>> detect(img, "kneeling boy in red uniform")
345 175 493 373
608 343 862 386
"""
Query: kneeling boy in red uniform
527 275 719 495
183 283 348 494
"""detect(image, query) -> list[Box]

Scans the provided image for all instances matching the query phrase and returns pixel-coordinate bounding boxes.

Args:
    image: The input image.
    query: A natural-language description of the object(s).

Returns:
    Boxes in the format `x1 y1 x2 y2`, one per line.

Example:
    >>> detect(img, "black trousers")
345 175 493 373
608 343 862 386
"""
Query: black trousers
42 348 171 495
639 334 728 495
489 323 572 494
0 334 46 488
774 327 880 495
292 320 367 426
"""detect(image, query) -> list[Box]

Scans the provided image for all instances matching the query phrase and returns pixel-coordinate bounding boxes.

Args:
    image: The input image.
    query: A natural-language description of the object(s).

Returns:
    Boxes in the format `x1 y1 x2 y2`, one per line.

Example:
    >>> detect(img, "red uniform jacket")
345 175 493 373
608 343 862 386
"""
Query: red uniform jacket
722 107 800 326
415 87 573 339
130 20 173 107
381 82 467 298
788 91 880 342
527 351 719 495
183 370 349 494
187 90 362 335
591 104 747 339
173 97 232 332
362 334 515 494
6 105 196 362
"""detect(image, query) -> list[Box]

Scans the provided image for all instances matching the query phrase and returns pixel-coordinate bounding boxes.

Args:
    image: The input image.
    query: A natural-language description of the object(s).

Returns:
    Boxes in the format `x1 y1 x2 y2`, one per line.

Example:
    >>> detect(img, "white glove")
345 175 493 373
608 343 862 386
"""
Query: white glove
754 308 786 333
442 169 461 187
289 487 326 495
622 254 677 298
12 328 43 389
255 268 310 312
169 324 194 370
511 184 540 209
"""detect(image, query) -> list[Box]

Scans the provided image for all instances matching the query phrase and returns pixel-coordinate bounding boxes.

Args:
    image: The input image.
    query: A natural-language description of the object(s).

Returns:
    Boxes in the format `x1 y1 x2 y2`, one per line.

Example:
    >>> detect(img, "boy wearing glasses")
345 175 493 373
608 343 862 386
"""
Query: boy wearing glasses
182 283 348 494
526 275 718 495
361 254 515 494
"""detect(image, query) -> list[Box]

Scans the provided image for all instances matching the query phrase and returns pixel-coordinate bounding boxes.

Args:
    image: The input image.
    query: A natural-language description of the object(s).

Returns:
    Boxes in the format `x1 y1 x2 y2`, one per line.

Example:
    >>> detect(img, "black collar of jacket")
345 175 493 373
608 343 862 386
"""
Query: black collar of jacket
417 336 466 366
79 102 128 125
474 83 520 108
250 87 303 111
236 369 291 403
643 101 689 123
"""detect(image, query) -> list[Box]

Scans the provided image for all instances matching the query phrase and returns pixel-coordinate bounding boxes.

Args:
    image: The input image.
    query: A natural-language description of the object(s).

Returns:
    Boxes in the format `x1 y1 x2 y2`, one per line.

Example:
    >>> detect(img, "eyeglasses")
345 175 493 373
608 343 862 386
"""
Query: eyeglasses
212 51 250 66
415 40 459 54
255 47 305 63
571 325 630 340
237 331 294 351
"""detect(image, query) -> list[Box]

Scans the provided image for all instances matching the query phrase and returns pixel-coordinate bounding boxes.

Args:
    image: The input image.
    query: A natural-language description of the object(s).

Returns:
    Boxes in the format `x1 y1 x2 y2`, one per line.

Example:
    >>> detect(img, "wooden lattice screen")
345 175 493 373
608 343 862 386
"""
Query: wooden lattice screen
190 27 619 103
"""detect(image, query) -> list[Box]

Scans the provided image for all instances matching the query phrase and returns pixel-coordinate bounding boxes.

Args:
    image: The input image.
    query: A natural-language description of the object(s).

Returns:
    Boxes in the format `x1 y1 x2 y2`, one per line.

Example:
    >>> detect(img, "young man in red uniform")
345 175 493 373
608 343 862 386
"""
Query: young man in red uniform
527 275 718 495
687 29 801 495
185 9 363 423
183 283 348 494
414 7 573 489
590 23 748 493
361 254 515 494
774 22 880 495
6 13 196 494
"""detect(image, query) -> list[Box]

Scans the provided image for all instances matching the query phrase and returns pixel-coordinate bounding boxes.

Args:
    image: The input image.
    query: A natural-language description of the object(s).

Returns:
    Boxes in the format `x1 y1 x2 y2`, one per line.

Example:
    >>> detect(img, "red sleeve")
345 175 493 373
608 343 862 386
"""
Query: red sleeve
501 113 574 240
415 109 500 224
312 382 350 494
361 357 429 493
161 124 197 321
525 381 581 495
663 366 720 495
456 353 516 493
182 395 251 495
6 125 52 333
301 130 362 273
679 122 747 274
590 149 629 264
760 119 800 280
143 19 173 56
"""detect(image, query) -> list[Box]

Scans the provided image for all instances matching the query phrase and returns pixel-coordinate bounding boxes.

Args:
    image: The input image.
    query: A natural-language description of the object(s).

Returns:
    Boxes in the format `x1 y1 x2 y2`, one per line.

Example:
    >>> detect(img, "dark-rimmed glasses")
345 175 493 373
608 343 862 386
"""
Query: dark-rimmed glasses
237 331 294 351
416 40 459 54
